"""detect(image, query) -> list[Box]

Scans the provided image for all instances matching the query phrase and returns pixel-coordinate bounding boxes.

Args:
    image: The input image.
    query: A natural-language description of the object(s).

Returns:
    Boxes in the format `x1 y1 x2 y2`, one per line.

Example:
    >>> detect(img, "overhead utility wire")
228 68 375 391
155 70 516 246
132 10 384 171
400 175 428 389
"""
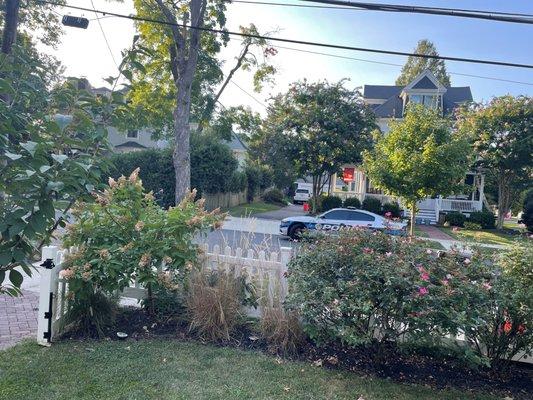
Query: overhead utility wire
37 1 533 70
234 0 533 18
264 42 533 86
300 0 533 24
90 0 119 68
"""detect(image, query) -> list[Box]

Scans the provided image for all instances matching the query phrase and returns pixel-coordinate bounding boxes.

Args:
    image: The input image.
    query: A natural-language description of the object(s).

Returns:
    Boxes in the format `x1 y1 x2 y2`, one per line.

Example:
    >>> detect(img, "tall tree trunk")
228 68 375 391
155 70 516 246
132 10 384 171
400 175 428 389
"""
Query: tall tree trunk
496 170 510 230
410 201 417 236
173 77 193 203
2 0 20 55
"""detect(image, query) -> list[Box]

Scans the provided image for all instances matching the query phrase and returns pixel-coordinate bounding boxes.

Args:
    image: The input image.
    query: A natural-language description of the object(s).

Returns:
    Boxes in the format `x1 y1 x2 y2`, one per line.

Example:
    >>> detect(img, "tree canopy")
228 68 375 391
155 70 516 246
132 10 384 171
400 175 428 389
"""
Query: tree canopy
456 95 533 228
253 80 376 210
396 39 451 87
364 105 471 235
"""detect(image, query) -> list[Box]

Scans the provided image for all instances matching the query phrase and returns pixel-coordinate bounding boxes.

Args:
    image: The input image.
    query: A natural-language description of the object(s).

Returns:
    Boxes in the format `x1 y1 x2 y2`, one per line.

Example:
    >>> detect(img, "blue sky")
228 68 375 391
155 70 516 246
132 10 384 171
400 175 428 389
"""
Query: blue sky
46 0 533 112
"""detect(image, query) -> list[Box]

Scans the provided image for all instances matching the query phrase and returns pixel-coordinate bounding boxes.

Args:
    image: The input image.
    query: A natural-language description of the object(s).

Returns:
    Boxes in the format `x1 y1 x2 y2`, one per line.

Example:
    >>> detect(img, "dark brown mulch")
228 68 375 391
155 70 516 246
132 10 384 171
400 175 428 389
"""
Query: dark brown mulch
61 307 533 400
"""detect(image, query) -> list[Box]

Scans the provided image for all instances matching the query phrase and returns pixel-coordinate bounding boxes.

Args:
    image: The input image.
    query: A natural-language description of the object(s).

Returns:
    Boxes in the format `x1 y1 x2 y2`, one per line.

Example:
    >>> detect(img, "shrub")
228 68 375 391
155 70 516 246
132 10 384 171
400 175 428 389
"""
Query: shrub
109 149 175 209
62 169 223 335
464 221 482 230
362 197 382 214
522 188 533 232
456 244 533 370
190 134 239 196
286 229 533 370
468 210 495 229
286 229 443 348
320 195 343 212
260 306 306 356
343 197 361 209
245 164 262 202
381 202 402 218
444 211 466 227
228 171 247 193
185 269 245 342
262 188 285 205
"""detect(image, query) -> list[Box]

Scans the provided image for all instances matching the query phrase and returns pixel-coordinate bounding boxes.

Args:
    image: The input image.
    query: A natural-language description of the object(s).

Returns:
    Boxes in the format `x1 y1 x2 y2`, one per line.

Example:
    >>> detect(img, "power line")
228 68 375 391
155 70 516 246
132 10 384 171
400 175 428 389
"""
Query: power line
36 0 533 70
230 81 268 108
90 0 118 68
234 0 533 19
263 42 533 86
300 0 533 24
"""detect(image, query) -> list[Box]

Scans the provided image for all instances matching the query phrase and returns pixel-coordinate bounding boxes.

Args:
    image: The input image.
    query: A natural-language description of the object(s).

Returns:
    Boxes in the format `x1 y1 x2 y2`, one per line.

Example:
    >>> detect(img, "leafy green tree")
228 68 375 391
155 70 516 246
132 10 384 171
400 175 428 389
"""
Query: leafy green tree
116 0 276 204
396 39 451 86
457 95 533 229
256 80 376 211
0 45 122 295
364 105 471 236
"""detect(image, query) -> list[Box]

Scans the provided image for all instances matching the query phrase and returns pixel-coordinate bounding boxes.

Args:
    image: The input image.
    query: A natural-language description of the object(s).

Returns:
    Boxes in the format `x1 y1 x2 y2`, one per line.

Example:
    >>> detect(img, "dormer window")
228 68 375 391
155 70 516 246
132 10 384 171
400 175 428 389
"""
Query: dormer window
127 129 139 139
407 94 441 110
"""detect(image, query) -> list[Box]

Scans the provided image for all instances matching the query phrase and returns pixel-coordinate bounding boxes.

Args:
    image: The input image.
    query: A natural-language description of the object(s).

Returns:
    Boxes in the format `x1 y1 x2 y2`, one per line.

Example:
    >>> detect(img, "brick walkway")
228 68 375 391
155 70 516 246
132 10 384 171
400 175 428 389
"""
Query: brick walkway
418 225 455 241
0 290 39 350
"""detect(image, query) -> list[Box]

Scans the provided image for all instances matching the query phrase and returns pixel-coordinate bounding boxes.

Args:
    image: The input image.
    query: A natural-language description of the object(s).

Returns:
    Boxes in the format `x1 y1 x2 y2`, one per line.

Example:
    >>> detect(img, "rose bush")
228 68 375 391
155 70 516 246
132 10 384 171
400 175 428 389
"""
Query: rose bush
61 169 224 334
286 229 532 370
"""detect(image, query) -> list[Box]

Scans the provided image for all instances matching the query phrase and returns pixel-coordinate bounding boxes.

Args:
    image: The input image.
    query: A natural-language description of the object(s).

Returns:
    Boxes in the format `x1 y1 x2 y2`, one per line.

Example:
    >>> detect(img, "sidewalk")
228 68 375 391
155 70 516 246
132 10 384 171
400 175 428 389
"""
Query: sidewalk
222 216 280 236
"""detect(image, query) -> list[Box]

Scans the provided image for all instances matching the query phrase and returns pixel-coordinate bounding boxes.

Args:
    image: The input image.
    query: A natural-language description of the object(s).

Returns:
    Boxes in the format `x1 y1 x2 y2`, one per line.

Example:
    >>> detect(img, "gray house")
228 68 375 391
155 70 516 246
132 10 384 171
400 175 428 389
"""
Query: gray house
330 69 484 224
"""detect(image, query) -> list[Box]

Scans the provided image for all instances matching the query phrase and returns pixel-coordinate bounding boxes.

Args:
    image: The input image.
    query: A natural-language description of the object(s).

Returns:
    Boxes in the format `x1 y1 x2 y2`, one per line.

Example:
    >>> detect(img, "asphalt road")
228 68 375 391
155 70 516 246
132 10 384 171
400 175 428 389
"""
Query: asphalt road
200 229 295 253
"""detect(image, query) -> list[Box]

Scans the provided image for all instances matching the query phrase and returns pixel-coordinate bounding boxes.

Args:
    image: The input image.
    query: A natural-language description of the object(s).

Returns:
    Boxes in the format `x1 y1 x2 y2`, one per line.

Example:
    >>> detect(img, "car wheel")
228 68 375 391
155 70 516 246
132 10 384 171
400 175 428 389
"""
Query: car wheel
289 223 306 240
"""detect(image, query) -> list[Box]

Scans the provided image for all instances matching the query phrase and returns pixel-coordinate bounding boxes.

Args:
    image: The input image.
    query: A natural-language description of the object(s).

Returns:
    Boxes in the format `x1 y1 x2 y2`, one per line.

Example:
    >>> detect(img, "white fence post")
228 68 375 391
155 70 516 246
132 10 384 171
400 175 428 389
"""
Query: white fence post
37 246 59 346
279 247 292 301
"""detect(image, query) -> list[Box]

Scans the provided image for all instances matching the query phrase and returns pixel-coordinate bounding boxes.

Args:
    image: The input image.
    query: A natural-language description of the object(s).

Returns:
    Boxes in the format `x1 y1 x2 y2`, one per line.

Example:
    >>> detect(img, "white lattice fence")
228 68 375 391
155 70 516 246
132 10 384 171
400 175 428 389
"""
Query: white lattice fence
36 244 292 345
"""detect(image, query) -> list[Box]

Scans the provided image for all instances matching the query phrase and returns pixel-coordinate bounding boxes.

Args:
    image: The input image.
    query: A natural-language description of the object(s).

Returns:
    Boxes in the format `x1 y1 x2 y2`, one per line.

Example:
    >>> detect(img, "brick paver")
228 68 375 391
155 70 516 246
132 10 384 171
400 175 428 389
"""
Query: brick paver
418 225 455 241
0 290 39 350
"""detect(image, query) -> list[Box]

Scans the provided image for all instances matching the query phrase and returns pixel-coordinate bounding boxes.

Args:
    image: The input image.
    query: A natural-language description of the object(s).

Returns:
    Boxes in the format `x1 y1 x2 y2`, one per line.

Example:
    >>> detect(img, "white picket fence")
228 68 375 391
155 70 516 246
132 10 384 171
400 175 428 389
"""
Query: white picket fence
36 244 292 345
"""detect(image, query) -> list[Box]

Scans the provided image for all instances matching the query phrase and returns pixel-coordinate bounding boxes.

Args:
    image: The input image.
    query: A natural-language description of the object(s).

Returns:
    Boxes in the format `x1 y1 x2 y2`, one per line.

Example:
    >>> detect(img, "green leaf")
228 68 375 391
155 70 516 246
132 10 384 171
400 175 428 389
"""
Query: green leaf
0 270 5 285
45 181 64 193
0 251 12 265
85 183 95 192
8 221 26 237
121 69 133 81
4 152 22 160
0 77 15 95
20 141 38 156
51 154 68 164
39 165 52 173
9 269 23 287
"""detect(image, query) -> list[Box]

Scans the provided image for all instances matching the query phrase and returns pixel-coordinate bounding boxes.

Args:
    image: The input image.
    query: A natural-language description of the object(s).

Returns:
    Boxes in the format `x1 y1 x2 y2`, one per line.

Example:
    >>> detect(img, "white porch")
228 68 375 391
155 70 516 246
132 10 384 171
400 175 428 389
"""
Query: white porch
330 166 484 224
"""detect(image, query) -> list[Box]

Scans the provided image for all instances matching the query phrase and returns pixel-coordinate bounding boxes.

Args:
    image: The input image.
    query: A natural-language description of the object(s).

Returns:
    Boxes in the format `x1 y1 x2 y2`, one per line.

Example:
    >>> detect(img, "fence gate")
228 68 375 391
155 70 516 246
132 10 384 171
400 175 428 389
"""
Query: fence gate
37 246 69 345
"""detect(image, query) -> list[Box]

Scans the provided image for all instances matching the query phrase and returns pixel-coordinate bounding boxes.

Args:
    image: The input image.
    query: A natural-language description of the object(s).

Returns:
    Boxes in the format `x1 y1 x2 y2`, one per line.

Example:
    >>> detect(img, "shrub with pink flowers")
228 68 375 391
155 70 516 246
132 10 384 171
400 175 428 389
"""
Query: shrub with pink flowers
61 168 224 335
286 229 532 370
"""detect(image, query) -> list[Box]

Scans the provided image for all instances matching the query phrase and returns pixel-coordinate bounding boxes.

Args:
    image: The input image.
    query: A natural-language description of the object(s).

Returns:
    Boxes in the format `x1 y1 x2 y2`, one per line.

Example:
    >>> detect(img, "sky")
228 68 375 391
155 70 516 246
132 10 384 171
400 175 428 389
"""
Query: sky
38 0 533 114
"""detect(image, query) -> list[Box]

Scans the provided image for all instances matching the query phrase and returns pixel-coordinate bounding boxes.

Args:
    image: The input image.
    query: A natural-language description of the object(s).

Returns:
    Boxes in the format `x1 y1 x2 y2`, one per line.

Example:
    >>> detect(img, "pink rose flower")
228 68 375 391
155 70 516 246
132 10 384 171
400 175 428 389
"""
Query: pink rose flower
426 249 432 254
385 211 392 218
418 287 429 296
420 272 430 281
441 279 449 286
482 282 492 290
463 258 471 265
385 252 393 257
363 247 373 254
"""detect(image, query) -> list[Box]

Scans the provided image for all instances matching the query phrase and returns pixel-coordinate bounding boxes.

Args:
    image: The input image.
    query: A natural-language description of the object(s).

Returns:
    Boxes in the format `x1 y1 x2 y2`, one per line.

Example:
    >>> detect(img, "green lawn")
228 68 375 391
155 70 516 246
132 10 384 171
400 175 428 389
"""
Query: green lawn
0 340 498 400
225 201 283 217
423 240 446 250
438 227 517 246
413 226 430 238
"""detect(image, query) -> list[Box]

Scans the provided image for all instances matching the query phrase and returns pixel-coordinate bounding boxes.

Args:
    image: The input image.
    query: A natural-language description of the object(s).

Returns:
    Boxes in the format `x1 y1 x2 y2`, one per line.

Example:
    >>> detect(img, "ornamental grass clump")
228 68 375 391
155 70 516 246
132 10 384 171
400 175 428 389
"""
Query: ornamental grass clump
286 229 532 371
61 168 224 335
260 306 307 356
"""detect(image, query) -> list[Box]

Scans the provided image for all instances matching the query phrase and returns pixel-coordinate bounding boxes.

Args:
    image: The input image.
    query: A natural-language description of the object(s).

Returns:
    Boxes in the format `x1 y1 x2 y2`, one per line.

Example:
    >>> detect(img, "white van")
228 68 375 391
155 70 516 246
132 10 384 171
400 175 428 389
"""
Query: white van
293 188 311 204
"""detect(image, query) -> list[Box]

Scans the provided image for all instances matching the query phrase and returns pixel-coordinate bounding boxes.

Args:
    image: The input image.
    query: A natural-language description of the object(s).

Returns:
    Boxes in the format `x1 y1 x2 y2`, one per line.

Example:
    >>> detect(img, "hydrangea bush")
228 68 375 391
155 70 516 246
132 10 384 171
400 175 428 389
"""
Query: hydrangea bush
286 229 532 370
61 169 224 334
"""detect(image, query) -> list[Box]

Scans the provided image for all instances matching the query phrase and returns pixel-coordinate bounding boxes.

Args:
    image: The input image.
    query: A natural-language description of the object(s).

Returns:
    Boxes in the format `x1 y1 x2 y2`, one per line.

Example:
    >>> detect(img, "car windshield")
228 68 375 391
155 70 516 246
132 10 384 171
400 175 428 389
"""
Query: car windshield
295 189 309 193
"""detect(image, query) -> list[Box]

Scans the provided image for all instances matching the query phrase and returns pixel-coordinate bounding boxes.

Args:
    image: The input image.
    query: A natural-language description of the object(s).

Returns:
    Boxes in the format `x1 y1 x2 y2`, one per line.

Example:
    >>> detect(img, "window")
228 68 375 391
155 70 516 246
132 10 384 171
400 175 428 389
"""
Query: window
407 94 440 110
322 210 346 220
346 211 375 222
127 129 139 139
296 189 309 194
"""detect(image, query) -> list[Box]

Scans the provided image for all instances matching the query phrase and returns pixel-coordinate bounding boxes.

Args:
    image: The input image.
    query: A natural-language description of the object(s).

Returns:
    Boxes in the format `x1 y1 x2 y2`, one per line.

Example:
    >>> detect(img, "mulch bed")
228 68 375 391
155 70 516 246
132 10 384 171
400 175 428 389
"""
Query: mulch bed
61 307 533 400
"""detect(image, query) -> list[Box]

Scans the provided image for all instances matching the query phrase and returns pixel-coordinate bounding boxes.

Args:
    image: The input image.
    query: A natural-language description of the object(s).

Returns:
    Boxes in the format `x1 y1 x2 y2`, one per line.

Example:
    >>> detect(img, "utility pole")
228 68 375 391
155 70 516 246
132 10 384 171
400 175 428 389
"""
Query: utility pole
2 0 20 55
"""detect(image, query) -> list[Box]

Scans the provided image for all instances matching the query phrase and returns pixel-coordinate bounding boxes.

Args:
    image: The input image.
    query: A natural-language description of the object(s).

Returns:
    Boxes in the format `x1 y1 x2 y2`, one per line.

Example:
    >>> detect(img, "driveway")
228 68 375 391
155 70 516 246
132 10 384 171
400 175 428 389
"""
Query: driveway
253 204 308 220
